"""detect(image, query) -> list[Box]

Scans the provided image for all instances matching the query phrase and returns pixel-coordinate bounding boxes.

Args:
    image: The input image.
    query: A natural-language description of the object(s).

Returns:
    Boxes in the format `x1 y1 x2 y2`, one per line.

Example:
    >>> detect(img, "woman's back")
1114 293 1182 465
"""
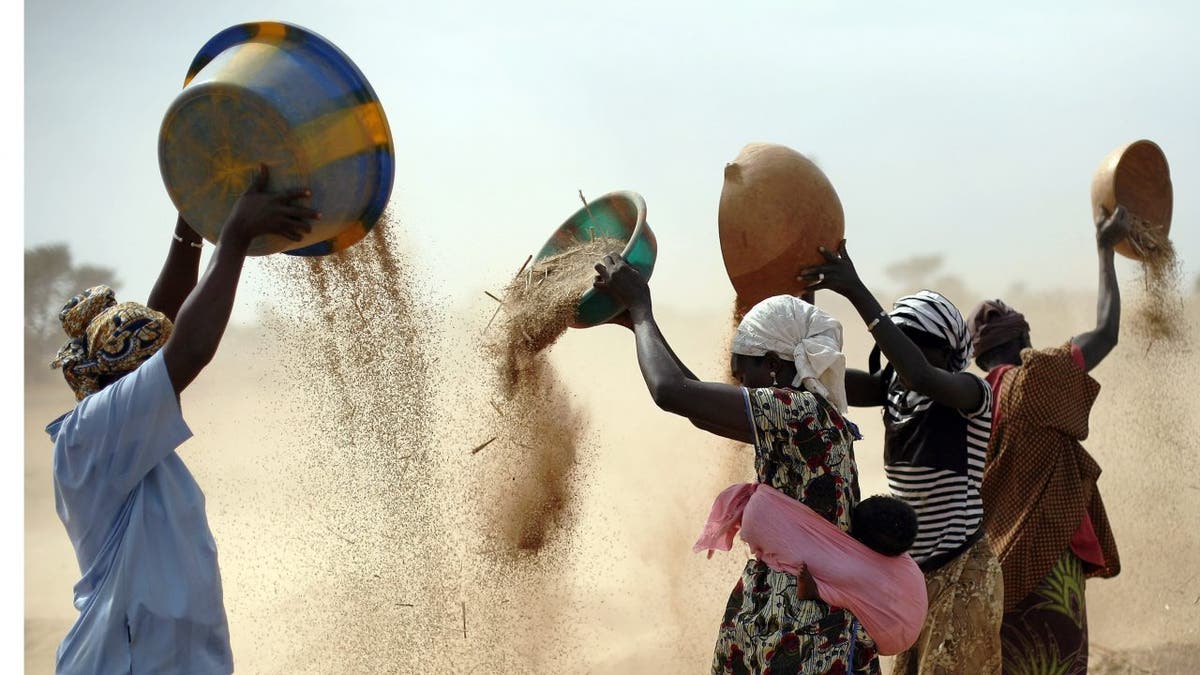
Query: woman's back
746 386 861 527
710 386 880 674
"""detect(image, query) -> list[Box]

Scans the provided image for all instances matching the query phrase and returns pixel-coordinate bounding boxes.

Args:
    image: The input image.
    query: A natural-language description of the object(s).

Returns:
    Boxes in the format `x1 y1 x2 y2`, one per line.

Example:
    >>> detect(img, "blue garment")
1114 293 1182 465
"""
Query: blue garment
46 350 233 674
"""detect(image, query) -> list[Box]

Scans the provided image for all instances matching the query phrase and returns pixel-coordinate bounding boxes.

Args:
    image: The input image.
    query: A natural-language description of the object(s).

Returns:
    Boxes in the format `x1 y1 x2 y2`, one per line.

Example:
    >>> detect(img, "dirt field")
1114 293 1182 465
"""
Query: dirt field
24 289 1200 673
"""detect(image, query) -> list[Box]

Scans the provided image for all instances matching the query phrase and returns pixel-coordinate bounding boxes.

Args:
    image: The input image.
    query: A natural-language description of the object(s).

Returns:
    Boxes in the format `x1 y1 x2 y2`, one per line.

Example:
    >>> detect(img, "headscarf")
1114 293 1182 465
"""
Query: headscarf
966 299 1030 358
49 285 173 401
731 295 848 413
872 290 973 374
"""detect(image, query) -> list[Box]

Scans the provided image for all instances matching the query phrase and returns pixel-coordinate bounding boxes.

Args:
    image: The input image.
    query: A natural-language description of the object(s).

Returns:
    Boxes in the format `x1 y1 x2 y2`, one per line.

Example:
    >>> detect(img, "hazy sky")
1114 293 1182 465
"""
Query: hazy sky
24 0 1200 320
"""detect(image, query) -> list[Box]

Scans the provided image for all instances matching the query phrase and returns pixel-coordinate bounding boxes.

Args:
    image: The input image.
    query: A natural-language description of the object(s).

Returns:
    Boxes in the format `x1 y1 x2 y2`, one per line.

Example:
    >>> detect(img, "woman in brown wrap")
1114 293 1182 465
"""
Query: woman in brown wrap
966 206 1129 674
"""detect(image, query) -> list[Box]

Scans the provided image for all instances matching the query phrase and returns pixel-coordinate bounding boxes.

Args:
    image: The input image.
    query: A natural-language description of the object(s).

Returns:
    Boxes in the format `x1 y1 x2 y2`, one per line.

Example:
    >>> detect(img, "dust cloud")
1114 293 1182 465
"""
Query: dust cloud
23 249 1200 673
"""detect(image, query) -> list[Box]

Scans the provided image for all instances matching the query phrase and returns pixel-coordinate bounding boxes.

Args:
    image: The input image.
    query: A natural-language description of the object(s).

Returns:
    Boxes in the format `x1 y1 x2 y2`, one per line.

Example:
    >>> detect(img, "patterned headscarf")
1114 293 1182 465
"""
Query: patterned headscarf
966 299 1031 358
883 290 973 373
49 285 173 401
731 295 848 413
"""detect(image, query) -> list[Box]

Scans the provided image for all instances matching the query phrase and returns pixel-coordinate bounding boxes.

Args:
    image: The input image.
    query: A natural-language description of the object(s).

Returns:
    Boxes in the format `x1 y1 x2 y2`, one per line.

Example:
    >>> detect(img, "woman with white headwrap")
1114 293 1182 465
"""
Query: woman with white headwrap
594 254 928 675
802 240 1003 675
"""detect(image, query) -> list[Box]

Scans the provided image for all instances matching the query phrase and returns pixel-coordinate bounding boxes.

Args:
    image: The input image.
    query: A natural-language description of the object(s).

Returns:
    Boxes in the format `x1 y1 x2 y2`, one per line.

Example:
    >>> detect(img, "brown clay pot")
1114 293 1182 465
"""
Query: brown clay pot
719 143 845 315
1090 139 1173 261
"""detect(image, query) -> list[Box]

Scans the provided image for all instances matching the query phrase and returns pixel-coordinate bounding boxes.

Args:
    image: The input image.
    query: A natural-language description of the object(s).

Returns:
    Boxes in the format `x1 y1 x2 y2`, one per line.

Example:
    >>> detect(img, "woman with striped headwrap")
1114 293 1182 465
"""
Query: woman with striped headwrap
802 241 1003 675
44 165 317 675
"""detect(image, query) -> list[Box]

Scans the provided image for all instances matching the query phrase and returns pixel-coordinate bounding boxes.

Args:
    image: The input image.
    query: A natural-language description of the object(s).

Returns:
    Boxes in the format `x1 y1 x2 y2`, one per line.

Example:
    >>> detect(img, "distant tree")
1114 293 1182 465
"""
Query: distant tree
1194 273 1199 295
881 253 974 308
884 254 945 291
25 244 121 359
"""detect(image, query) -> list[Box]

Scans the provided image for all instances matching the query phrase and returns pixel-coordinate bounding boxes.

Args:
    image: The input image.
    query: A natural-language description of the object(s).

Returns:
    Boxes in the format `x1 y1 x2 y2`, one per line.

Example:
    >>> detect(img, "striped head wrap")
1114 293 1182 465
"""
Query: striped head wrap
49 285 174 401
883 290 973 373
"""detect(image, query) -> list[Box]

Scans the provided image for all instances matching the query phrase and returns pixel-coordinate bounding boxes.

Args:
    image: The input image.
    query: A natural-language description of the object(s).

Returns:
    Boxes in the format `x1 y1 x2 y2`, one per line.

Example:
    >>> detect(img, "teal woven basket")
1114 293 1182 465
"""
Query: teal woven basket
534 191 657 328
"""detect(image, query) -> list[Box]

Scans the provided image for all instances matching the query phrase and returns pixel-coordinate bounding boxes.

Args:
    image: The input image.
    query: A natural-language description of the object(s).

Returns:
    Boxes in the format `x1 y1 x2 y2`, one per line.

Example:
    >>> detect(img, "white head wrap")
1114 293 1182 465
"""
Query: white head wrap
731 295 848 413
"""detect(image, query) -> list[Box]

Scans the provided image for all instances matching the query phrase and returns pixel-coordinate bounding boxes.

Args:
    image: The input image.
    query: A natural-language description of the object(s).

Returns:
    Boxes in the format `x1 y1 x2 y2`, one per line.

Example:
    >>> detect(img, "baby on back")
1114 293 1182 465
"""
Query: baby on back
791 494 918 599
695 482 930 654
852 495 919 557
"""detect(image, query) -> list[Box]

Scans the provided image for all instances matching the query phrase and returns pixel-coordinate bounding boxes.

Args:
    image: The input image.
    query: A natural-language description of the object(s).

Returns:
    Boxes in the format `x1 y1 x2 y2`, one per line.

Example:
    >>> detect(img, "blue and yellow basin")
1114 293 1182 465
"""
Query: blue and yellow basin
158 21 394 256
535 191 657 328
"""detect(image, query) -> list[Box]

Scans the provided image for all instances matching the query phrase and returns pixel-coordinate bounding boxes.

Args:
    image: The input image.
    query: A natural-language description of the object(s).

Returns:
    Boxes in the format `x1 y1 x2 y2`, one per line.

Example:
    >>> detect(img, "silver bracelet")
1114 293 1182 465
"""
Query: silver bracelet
866 311 888 331
173 233 204 249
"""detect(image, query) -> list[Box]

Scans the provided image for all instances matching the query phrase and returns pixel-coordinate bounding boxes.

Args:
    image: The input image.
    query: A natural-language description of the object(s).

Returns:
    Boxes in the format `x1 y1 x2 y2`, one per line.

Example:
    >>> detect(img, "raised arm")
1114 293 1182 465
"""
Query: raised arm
801 240 983 411
595 255 754 444
1072 206 1129 371
610 311 752 438
608 311 700 380
147 215 204 322
162 165 317 396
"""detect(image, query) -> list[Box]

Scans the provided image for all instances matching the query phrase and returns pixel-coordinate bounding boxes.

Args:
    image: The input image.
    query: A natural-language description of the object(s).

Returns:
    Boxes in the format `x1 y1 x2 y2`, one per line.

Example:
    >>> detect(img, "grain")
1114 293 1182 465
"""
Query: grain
255 213 448 672
1128 224 1187 346
478 237 625 553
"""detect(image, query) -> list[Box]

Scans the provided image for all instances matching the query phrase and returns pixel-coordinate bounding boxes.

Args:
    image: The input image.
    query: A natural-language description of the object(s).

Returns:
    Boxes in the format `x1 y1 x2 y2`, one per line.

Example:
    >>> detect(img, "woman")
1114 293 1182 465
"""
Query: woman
966 207 1126 674
594 255 880 674
801 242 1002 675
46 165 316 674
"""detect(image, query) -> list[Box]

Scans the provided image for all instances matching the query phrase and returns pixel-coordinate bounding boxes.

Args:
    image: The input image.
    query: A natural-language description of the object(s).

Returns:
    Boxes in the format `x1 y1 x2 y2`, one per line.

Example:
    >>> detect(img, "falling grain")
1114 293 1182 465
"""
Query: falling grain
1128 225 1187 346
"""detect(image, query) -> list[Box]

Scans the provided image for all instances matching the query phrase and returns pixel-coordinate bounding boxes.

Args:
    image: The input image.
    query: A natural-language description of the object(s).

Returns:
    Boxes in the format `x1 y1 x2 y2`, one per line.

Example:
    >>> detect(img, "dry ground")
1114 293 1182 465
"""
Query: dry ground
24 292 1200 673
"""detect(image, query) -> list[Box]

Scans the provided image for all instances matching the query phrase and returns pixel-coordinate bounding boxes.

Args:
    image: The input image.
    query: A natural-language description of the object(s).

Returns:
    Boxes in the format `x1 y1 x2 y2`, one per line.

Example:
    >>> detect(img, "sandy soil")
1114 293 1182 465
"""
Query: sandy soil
24 290 1200 673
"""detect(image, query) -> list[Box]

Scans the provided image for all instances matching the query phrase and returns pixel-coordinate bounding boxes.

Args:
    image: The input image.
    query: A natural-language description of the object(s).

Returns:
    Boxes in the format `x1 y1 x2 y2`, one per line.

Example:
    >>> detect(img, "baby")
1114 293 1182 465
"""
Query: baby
695 482 929 653
852 495 919 556
794 495 918 600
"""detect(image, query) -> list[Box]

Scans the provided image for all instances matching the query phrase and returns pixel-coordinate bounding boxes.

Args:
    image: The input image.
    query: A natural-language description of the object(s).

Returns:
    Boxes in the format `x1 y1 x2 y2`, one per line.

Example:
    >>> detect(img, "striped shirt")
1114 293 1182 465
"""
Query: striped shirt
883 372 993 571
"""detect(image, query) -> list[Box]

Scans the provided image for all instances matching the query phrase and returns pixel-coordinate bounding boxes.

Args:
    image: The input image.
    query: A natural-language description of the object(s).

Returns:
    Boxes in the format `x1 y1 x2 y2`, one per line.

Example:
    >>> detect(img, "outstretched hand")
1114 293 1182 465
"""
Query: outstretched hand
593 254 652 313
797 239 867 299
1095 205 1130 250
220 164 320 251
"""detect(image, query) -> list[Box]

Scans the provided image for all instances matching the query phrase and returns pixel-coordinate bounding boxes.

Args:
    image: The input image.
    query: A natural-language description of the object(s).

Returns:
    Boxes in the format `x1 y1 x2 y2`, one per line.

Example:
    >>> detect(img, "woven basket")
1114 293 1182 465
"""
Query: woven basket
1090 139 1172 261
159 22 394 256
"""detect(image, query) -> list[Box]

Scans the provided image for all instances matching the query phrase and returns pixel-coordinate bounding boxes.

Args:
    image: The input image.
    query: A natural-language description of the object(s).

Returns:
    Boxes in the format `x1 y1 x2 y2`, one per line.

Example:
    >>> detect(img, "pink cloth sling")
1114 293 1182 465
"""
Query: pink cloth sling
694 482 929 656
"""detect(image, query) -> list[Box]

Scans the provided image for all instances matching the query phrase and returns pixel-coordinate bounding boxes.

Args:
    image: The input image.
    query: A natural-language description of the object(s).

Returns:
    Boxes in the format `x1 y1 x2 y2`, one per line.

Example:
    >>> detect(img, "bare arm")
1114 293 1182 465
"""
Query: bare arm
628 304 754 443
845 367 886 407
1072 206 1129 371
162 165 317 396
596 257 754 444
146 216 203 322
802 241 984 412
612 311 746 436
610 311 700 380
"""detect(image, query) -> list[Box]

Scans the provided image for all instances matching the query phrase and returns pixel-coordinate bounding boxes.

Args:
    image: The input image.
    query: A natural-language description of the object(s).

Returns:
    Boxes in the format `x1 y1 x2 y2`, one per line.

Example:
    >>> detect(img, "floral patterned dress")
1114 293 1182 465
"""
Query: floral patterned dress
711 387 881 675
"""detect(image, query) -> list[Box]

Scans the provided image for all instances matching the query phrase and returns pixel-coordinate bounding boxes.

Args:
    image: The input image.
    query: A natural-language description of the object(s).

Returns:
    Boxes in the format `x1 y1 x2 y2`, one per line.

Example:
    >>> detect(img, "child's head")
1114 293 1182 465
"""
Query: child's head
852 495 918 557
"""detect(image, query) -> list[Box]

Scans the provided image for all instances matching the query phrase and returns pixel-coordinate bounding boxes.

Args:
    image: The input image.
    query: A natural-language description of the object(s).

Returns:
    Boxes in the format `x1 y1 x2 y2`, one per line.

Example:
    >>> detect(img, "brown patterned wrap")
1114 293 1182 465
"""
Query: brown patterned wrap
981 344 1120 612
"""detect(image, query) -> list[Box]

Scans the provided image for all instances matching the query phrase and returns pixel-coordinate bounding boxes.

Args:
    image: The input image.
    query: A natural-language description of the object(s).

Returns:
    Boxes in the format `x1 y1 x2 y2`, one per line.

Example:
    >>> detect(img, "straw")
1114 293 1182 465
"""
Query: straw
578 189 599 241
484 254 534 332
469 436 498 455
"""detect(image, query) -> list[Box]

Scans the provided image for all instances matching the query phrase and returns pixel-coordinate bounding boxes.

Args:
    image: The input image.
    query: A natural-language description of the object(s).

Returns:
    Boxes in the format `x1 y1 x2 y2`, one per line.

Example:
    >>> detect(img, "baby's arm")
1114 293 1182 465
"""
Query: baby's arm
796 563 821 601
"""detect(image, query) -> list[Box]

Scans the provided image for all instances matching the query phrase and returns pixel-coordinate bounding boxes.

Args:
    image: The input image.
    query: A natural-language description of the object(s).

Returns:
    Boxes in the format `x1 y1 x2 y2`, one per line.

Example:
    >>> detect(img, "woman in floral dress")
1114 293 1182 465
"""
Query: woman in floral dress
594 255 880 674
